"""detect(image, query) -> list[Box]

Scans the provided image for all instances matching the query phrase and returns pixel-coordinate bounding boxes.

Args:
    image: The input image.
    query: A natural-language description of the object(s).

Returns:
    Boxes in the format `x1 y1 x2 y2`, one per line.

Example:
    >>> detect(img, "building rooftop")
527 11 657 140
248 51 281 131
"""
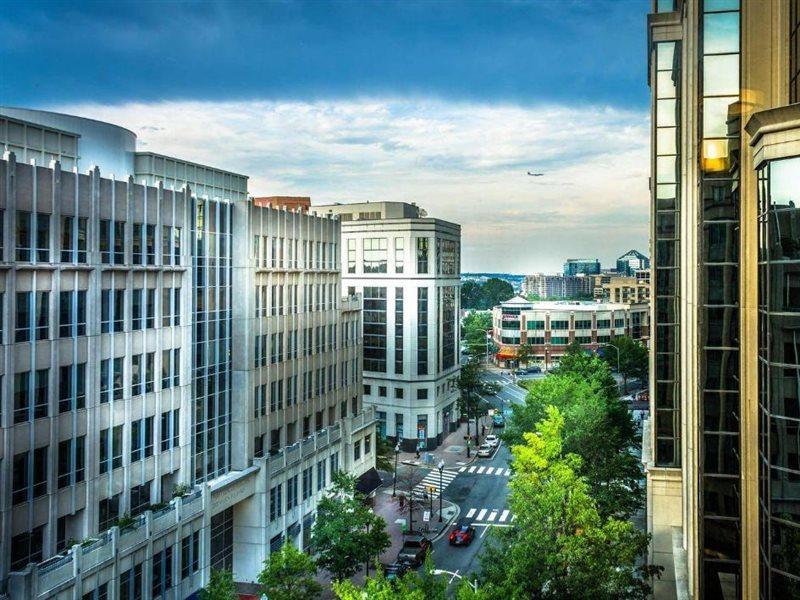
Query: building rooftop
499 298 637 311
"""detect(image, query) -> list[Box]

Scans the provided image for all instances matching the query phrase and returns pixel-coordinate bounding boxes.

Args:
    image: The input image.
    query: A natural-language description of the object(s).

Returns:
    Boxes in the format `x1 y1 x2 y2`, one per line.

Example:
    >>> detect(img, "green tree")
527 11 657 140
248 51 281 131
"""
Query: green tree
504 349 643 519
601 335 649 392
332 567 426 600
481 278 515 308
375 436 397 473
458 357 484 453
312 472 391 580
199 569 238 600
257 542 321 600
479 407 661 599
515 342 534 368
461 281 485 310
416 552 447 600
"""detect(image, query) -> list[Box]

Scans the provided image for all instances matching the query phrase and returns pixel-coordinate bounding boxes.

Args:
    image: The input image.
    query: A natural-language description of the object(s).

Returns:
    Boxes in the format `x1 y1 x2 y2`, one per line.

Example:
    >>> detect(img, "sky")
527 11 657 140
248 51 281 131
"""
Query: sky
0 0 650 273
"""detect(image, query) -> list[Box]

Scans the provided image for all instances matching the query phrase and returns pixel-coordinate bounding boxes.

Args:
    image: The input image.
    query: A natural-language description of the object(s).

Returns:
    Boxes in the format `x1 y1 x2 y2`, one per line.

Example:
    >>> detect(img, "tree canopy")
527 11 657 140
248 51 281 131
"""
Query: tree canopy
461 278 515 310
599 335 648 392
477 407 661 599
199 569 238 600
257 542 321 600
504 344 643 519
311 472 391 580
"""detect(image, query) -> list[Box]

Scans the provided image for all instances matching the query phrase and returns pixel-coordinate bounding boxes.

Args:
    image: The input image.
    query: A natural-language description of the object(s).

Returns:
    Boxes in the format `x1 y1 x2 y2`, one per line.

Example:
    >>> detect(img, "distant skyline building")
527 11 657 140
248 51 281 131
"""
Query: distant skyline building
563 258 601 276
318 202 462 451
491 296 649 369
616 249 650 276
522 273 593 298
0 108 375 598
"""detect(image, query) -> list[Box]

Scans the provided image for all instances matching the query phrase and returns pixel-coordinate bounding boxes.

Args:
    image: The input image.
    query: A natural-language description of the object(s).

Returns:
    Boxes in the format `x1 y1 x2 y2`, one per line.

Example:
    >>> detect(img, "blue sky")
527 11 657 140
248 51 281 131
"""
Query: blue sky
0 0 651 272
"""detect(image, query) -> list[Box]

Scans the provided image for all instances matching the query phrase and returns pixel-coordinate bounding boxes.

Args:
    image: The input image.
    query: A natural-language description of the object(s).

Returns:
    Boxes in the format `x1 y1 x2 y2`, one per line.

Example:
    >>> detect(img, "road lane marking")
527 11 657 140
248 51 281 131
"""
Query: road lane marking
466 508 476 518
499 510 510 522
459 467 466 472
477 509 487 521
477 467 486 474
487 511 498 522
485 467 495 475
468 466 476 473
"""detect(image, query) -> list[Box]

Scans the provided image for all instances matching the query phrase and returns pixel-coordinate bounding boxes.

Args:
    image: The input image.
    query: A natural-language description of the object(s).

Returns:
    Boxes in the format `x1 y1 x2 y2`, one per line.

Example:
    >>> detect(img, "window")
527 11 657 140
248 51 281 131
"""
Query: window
113 221 125 264
146 288 155 328
16 211 32 261
132 288 143 330
417 388 428 400
152 545 173 598
161 409 180 451
395 288 404 374
12 447 48 504
550 320 569 330
302 466 313 501
347 238 356 273
363 237 388 273
14 369 48 423
438 239 459 275
82 583 108 600
270 484 283 521
100 219 111 264
58 435 86 488
59 362 86 412
162 349 181 389
100 357 124 403
99 425 123 474
181 531 201 579
418 287 429 375
119 563 143 600
354 439 361 461
130 481 151 516
145 224 156 265
133 223 144 264
59 290 87 337
131 416 154 462
35 213 50 261
287 474 298 509
10 526 44 571
365 434 372 455
99 495 120 532
363 287 387 372
60 215 88 263
416 237 429 274
330 451 339 475
101 289 125 333
15 291 49 342
145 352 155 392
317 459 327 491
394 237 405 273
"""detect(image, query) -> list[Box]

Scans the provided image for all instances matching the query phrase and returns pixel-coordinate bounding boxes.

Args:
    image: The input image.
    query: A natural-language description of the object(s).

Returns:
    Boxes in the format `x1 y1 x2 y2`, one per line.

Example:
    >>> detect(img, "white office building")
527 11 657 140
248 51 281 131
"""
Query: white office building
317 202 461 451
0 108 376 599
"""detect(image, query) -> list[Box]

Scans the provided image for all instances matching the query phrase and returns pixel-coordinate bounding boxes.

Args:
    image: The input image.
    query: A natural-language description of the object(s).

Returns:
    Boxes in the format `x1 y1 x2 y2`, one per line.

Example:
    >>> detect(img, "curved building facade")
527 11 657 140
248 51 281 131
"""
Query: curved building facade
0 107 137 177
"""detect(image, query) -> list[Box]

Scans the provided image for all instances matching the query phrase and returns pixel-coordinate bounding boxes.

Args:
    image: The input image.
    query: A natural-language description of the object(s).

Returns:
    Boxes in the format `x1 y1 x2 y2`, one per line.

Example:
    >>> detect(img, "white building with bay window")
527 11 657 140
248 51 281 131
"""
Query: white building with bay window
317 202 461 451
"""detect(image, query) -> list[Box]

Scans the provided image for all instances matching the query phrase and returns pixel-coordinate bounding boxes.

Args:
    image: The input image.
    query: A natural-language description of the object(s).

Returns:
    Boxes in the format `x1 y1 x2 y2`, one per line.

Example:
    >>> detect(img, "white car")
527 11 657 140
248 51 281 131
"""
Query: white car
485 435 499 448
477 444 493 457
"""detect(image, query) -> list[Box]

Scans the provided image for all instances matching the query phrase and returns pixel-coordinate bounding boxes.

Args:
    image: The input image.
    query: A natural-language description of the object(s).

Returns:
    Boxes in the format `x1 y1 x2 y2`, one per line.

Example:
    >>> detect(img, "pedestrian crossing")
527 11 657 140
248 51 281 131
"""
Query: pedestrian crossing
458 466 512 476
412 467 459 500
464 507 514 524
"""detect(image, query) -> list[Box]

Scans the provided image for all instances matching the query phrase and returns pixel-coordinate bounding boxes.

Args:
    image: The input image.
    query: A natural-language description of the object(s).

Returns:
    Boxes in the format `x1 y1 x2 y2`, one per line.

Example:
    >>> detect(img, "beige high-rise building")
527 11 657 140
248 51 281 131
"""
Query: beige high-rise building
646 1 800 598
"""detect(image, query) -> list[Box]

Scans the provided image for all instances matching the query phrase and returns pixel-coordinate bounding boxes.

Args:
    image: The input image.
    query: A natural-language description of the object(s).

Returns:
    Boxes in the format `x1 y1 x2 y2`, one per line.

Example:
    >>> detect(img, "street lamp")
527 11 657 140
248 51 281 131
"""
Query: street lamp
392 442 401 497
431 569 479 593
437 460 444 522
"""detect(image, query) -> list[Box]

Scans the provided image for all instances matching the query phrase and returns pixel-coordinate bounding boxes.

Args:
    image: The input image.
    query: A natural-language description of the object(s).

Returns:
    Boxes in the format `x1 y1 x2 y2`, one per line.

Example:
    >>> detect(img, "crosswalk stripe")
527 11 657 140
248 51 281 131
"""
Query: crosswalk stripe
505 469 511 476
477 467 486 474
485 467 495 475
477 509 487 521
468 466 476 473
466 508 476 518
459 467 466 473
499 510 510 522
488 511 498 522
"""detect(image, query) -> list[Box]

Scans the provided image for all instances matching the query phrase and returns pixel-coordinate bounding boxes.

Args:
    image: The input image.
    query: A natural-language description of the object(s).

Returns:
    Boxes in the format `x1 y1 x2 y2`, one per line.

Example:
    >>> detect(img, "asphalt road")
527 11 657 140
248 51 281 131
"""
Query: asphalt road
429 440 513 591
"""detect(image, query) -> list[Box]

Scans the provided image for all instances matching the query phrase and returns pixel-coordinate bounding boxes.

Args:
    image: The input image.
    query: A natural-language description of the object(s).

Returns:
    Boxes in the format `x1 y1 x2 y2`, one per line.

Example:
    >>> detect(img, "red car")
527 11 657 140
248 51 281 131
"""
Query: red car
448 524 477 546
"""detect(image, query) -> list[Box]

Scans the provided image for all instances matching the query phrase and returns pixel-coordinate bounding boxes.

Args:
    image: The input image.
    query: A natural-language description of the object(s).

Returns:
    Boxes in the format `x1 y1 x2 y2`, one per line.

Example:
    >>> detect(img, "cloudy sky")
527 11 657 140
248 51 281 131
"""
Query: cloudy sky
1 0 650 273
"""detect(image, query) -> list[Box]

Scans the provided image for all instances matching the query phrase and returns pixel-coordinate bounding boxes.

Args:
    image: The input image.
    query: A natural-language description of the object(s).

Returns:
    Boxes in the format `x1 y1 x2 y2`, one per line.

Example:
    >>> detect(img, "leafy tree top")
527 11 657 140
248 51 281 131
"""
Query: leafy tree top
257 542 321 600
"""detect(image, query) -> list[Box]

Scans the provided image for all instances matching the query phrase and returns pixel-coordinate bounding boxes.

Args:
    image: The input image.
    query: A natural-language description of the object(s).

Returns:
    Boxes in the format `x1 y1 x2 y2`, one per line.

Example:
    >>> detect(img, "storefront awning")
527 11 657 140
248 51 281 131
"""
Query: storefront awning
495 345 518 360
355 467 383 496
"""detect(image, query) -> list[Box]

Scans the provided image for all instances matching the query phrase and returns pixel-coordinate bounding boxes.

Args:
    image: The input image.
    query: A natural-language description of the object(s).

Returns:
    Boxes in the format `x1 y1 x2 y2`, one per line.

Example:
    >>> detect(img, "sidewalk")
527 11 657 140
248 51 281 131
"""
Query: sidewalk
396 417 491 470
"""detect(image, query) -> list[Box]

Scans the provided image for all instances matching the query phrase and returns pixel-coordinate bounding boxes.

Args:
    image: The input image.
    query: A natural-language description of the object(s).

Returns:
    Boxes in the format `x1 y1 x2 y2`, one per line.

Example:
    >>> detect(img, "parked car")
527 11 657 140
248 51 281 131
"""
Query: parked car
477 443 493 457
492 414 506 427
448 524 477 546
526 365 542 374
485 434 499 447
382 561 412 581
397 535 432 567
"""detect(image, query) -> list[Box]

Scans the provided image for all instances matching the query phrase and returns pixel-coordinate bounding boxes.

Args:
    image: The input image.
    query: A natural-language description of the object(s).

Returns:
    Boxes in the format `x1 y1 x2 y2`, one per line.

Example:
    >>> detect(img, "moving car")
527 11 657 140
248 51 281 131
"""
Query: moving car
485 434 499 447
526 365 542 374
382 561 411 581
492 414 506 427
397 535 432 567
477 443 493 457
448 524 477 546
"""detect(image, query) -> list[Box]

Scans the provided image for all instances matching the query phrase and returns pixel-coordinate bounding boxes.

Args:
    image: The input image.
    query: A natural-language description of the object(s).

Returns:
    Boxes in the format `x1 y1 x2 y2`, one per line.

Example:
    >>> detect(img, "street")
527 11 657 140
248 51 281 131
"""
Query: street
429 441 512 590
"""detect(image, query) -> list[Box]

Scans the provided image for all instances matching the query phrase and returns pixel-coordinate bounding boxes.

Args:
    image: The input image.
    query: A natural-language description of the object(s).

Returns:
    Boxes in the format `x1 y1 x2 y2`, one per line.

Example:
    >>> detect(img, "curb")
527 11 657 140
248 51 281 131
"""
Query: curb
430 499 460 543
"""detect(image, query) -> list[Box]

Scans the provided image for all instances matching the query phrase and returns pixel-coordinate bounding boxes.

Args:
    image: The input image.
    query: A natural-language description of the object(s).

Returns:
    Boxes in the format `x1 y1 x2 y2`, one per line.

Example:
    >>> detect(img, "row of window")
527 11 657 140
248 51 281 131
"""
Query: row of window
269 453 339 521
254 282 339 317
8 210 183 265
253 235 337 270
347 237 440 275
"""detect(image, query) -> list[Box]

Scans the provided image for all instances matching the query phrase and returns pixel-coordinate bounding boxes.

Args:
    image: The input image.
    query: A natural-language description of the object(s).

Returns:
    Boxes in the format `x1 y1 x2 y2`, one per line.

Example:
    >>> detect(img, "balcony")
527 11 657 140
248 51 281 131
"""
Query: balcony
8 488 205 599
340 294 362 312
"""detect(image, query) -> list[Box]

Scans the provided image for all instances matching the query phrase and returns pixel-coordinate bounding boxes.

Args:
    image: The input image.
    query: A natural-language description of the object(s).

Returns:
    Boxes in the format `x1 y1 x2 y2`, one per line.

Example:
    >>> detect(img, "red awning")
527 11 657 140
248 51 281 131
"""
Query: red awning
495 345 518 360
